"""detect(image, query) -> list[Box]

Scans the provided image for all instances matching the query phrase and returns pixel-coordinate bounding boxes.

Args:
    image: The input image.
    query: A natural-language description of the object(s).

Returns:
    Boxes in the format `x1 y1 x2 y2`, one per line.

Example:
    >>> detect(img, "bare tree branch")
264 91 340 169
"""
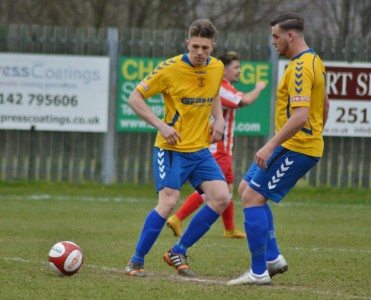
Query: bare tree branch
0 0 368 38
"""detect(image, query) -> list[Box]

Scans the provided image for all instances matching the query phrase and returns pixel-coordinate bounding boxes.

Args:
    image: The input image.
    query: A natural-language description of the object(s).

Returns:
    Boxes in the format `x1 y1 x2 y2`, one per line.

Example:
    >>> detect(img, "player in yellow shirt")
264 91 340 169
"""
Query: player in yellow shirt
228 12 329 285
166 51 267 239
125 19 230 278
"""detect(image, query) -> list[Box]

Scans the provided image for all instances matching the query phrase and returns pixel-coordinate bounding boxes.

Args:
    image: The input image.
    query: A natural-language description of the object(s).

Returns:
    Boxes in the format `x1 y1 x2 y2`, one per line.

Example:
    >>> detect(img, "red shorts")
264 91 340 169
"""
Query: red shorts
213 152 234 184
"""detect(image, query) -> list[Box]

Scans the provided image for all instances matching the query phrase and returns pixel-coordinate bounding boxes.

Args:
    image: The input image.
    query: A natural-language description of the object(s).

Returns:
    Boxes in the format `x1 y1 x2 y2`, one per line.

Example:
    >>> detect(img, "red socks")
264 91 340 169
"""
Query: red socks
175 191 204 220
222 200 235 230
176 192 236 231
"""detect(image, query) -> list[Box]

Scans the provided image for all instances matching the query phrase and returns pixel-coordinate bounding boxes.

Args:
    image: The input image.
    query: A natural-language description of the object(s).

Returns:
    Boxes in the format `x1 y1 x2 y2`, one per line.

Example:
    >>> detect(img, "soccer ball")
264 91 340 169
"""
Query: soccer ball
48 241 83 276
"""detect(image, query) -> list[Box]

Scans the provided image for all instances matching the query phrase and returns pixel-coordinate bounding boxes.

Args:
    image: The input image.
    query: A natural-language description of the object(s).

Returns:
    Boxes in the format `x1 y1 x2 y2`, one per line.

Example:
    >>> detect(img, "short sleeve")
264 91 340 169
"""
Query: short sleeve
288 60 313 108
136 61 169 99
219 85 243 108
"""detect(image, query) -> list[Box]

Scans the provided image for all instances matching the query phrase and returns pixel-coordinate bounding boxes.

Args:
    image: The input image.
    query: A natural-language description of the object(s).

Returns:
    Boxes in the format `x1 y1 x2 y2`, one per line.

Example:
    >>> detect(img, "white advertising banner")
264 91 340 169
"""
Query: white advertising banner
0 53 110 132
278 60 371 137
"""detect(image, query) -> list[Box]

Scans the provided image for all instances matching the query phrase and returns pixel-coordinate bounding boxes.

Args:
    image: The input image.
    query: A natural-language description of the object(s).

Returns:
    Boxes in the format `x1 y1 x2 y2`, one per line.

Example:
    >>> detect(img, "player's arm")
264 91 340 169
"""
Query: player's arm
128 89 181 145
210 95 225 143
323 93 329 125
238 81 266 107
255 106 309 168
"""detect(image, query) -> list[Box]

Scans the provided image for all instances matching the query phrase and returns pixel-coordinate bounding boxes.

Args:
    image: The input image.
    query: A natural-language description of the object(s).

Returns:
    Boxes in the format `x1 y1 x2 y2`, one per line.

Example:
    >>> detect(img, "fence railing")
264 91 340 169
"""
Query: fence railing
0 24 369 188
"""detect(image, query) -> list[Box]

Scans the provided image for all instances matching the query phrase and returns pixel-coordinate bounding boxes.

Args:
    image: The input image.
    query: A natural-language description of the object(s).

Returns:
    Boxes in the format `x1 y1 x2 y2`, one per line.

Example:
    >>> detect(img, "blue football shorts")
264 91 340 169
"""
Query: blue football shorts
243 146 319 203
153 147 226 193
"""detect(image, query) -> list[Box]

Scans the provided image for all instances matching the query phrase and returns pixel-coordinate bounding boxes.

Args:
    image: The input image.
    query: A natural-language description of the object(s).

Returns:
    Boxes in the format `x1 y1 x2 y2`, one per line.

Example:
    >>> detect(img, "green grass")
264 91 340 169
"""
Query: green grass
0 181 370 299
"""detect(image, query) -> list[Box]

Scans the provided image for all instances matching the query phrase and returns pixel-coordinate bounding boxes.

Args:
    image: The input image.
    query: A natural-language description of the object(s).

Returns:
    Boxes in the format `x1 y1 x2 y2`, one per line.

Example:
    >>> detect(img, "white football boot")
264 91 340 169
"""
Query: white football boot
227 269 271 286
267 255 288 277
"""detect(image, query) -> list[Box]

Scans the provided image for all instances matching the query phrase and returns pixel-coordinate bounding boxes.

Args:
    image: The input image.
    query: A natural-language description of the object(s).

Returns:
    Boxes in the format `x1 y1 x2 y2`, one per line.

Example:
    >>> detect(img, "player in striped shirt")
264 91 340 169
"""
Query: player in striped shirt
166 51 266 239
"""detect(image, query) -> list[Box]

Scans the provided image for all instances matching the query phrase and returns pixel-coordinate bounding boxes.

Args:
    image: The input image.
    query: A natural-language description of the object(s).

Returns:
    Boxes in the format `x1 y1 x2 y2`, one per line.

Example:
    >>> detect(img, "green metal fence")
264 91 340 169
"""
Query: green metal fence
0 24 369 188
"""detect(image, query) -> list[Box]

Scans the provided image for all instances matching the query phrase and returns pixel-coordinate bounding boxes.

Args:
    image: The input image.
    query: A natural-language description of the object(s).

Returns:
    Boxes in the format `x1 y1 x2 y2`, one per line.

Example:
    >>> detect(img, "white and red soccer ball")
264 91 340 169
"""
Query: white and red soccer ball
48 241 83 276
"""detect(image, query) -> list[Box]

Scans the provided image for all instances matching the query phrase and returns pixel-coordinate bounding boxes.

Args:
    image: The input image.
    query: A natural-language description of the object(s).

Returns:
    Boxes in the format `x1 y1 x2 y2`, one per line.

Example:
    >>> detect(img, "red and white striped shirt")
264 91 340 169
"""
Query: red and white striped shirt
209 79 244 156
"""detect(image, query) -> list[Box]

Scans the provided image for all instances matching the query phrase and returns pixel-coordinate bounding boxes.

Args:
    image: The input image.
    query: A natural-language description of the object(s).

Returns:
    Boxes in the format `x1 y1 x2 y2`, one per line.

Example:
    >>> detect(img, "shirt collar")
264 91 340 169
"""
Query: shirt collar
292 48 314 60
181 53 211 67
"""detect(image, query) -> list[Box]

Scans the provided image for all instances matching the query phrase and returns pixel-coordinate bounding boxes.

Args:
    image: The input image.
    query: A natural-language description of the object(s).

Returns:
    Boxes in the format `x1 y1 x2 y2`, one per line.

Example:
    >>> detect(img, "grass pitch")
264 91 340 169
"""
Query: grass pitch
0 181 370 299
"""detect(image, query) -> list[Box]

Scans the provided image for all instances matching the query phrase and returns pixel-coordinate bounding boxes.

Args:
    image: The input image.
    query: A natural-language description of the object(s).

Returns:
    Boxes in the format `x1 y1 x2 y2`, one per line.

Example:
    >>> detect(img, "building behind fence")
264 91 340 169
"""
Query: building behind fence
0 24 369 188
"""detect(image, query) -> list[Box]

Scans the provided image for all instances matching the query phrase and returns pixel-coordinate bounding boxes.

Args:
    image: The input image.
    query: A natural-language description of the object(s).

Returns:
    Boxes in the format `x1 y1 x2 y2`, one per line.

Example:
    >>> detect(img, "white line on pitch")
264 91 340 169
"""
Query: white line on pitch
200 243 371 254
2 256 369 299
1 194 369 208
287 246 371 254
0 194 143 203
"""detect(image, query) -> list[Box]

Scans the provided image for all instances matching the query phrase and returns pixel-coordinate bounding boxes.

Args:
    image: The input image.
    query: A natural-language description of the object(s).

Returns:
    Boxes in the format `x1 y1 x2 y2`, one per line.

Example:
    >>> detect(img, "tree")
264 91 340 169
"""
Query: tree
0 0 369 38
312 0 371 39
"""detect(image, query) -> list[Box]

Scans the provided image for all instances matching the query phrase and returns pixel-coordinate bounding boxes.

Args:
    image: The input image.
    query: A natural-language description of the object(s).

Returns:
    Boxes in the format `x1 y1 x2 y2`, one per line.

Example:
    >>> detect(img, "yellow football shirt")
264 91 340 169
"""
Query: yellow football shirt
136 54 224 152
276 49 326 157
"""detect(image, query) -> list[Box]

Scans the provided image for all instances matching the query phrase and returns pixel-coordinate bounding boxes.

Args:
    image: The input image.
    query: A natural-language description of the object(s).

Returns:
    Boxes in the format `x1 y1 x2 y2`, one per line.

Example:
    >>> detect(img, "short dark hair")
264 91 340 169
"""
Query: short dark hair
218 51 239 66
270 12 305 32
188 19 218 40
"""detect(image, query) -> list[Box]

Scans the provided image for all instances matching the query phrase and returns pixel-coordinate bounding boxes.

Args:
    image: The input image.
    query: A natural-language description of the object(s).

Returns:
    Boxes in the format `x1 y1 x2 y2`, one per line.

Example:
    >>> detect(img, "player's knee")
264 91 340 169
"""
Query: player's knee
157 187 180 216
156 199 178 217
241 187 265 207
222 192 230 205
205 189 229 212
241 189 251 205
238 180 248 198
215 190 230 210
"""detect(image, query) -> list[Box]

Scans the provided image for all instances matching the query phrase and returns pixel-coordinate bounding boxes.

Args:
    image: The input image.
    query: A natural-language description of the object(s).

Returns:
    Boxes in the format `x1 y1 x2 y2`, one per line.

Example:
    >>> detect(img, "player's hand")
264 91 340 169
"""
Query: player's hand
256 81 266 90
210 117 225 143
159 123 181 146
255 144 274 169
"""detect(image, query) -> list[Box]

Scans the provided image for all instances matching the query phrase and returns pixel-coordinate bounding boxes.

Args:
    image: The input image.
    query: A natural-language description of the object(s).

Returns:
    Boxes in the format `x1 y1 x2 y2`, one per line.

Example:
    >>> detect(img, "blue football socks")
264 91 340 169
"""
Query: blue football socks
264 203 280 261
131 209 166 264
244 206 268 275
172 204 219 255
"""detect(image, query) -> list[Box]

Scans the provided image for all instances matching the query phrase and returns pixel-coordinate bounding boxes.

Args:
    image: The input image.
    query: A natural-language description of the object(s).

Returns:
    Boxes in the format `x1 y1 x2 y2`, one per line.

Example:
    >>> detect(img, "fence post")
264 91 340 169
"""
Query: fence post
28 125 37 180
102 27 118 184
268 35 278 139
